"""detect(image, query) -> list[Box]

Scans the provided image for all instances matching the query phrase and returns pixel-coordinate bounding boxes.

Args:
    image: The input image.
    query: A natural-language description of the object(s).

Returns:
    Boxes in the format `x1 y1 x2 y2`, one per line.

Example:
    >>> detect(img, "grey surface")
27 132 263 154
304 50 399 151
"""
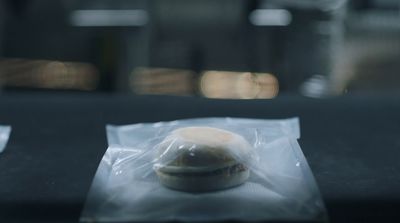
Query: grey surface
0 93 400 222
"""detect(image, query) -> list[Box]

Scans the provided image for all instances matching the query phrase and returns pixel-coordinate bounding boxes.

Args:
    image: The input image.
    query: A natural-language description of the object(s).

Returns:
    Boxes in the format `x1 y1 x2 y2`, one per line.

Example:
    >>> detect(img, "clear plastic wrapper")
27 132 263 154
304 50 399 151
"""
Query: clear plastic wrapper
81 117 327 222
0 125 11 153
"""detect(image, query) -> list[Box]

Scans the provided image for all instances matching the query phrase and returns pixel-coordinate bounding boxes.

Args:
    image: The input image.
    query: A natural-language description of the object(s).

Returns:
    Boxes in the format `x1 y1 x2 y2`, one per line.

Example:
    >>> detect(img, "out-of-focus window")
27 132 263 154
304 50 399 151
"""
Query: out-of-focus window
0 0 399 98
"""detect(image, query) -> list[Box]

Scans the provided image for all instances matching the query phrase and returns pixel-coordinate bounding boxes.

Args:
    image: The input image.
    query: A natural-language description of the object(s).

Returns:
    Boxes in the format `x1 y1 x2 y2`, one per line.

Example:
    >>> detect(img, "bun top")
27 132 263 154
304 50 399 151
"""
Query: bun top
155 127 252 173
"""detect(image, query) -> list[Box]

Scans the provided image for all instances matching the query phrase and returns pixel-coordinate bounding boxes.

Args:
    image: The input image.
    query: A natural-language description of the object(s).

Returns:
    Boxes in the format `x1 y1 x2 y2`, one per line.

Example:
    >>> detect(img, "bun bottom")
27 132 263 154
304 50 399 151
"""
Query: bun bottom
156 168 250 192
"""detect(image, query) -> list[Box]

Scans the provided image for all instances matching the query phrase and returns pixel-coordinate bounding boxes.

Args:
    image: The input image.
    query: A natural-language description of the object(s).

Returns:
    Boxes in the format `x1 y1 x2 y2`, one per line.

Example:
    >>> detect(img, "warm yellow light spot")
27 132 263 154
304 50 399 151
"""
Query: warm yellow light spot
200 70 278 99
0 59 99 90
131 67 195 96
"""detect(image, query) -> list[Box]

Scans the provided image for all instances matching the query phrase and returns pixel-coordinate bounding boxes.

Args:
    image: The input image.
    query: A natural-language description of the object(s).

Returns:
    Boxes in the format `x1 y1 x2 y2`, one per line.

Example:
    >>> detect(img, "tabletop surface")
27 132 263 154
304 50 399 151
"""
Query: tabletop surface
0 93 400 222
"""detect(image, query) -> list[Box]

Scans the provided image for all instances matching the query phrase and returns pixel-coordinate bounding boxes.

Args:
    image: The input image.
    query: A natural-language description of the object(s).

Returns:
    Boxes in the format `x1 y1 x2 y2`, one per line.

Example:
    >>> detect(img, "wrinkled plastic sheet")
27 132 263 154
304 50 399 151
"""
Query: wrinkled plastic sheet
0 125 11 153
81 117 327 222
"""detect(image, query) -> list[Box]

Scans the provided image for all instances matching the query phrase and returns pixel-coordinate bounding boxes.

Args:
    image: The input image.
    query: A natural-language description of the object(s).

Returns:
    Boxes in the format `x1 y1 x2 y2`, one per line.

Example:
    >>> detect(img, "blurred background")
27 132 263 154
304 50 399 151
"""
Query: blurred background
0 0 399 99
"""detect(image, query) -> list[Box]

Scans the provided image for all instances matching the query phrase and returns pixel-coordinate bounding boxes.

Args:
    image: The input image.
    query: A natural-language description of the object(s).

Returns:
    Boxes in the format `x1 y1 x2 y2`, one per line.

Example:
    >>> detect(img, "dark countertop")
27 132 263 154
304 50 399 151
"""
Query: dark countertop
0 93 400 222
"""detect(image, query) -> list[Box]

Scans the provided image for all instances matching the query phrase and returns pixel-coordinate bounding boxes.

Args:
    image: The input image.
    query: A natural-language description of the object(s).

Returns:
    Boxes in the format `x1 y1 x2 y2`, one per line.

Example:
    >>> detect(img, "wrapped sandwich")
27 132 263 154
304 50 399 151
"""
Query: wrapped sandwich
154 126 253 192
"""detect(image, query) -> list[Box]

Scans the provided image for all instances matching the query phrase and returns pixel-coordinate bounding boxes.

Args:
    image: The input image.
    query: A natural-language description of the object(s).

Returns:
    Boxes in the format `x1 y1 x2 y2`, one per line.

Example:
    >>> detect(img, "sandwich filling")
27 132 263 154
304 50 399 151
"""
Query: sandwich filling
161 163 247 177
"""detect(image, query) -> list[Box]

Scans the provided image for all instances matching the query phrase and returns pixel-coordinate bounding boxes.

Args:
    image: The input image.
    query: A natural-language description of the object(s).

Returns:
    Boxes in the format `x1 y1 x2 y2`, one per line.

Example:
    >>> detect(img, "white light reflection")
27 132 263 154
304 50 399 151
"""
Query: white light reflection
249 9 292 26
300 75 330 98
70 10 148 27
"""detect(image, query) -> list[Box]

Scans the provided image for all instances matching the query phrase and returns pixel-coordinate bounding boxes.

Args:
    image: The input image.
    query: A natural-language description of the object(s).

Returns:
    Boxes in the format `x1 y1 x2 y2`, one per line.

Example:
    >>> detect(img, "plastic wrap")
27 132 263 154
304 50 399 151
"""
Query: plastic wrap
81 117 327 222
0 125 11 153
